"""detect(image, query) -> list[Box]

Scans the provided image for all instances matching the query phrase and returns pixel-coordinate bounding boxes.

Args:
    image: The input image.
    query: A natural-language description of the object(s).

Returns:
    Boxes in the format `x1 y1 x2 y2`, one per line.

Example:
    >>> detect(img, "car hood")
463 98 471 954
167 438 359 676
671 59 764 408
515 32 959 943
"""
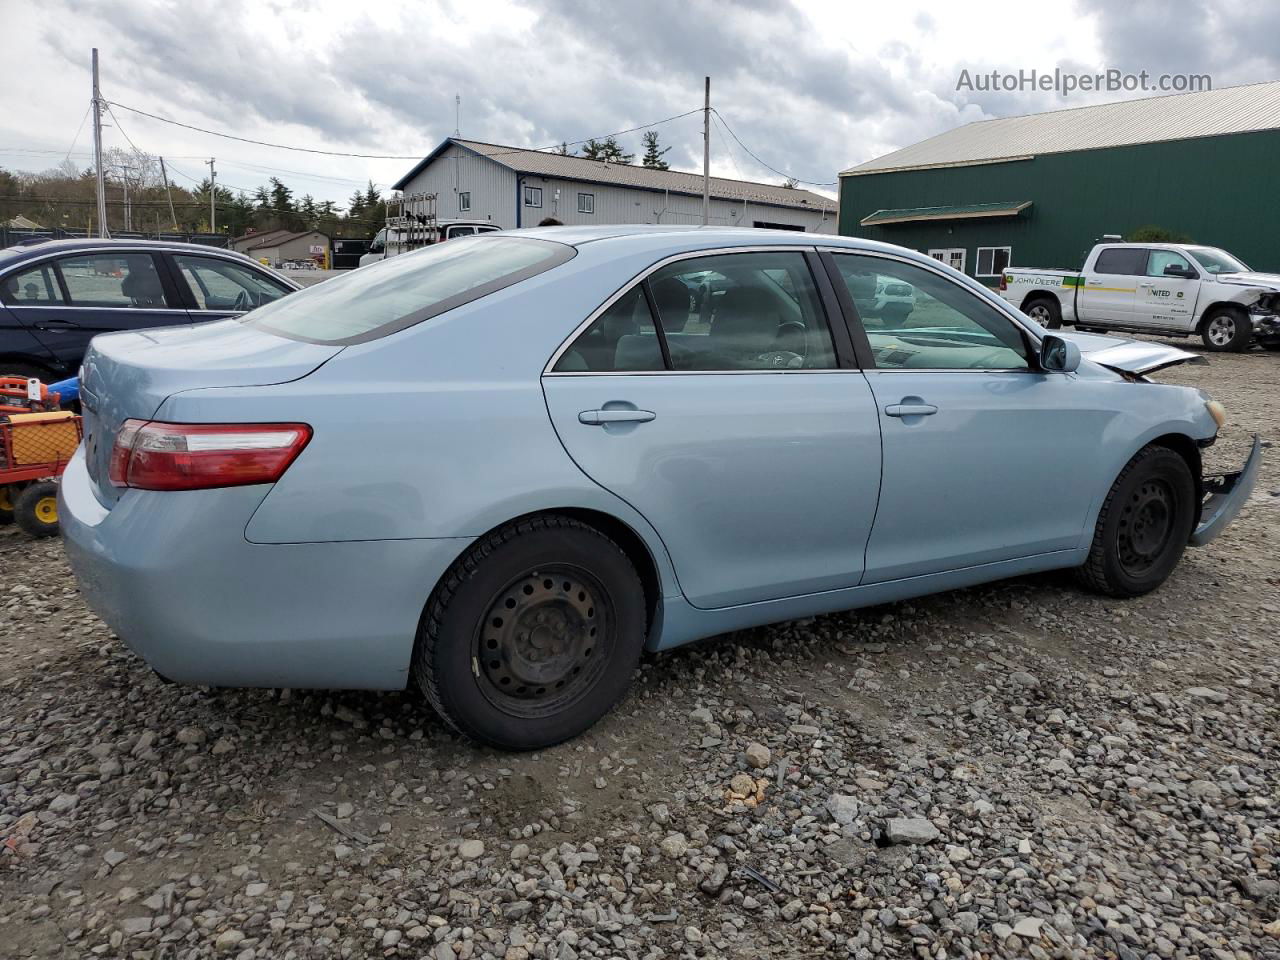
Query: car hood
1213 271 1280 292
1054 330 1207 376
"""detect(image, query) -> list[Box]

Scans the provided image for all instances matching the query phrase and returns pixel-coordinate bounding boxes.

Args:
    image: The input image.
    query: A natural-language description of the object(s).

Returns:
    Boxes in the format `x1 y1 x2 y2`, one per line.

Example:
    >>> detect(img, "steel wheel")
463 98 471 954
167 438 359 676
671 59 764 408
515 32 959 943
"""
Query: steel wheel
1206 315 1236 347
1116 479 1174 577
474 565 613 719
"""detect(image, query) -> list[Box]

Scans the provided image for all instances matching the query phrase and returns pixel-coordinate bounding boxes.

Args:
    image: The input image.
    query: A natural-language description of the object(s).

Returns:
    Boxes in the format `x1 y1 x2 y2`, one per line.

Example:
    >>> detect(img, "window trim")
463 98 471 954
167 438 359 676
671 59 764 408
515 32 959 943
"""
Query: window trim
975 245 1012 278
458 191 471 213
543 245 854 376
819 247 1042 374
524 186 543 208
577 192 594 215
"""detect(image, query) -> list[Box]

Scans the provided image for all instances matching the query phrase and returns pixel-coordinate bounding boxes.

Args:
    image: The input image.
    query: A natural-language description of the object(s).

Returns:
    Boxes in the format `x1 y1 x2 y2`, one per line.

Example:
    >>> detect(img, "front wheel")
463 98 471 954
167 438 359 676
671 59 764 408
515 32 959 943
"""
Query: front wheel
1201 308 1252 352
1076 445 1196 598
413 516 646 750
1024 297 1062 330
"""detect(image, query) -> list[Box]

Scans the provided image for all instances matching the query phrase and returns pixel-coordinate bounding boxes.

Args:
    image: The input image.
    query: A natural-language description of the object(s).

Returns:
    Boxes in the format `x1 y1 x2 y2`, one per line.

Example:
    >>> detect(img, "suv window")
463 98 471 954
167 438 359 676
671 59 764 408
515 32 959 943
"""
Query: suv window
246 235 575 345
57 253 171 308
1146 250 1195 278
553 286 664 372
832 254 1029 371
649 252 836 370
2 262 62 305
1093 247 1148 276
174 255 292 311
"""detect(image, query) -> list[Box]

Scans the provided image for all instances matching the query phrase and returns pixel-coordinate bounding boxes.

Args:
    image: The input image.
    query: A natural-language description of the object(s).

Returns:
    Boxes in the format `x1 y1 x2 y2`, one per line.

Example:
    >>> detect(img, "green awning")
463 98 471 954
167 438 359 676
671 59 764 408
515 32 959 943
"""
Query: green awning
860 201 1032 227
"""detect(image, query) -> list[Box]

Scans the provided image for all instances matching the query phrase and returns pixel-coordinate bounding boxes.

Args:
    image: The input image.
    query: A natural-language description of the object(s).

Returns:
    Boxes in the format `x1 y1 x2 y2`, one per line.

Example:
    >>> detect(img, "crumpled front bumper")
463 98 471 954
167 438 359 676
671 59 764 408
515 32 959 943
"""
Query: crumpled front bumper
1251 313 1280 344
1190 435 1262 546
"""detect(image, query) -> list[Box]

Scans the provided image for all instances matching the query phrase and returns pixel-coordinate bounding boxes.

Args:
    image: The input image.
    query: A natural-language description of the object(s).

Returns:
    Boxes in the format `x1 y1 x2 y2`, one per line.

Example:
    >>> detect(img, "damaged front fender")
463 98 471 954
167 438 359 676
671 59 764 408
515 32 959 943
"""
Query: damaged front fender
1054 330 1208 376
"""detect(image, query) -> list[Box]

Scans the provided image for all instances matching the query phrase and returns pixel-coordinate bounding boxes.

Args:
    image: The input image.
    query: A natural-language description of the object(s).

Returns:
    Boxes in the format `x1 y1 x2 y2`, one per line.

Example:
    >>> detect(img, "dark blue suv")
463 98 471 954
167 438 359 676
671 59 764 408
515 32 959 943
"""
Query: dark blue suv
0 239 300 380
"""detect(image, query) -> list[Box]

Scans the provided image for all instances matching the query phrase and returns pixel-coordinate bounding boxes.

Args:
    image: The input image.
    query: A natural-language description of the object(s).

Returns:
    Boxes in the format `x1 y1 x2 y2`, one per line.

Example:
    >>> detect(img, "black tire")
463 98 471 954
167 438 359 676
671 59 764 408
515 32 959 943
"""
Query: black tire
1200 307 1251 352
0 485 16 526
14 480 60 538
1076 445 1196 598
1024 296 1063 330
413 515 646 750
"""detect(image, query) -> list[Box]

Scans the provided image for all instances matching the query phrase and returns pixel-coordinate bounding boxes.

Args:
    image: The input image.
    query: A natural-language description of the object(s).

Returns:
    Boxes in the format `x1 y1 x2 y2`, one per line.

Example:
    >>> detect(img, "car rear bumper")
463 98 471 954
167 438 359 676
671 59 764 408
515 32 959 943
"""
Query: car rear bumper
58 450 472 689
1190 435 1262 547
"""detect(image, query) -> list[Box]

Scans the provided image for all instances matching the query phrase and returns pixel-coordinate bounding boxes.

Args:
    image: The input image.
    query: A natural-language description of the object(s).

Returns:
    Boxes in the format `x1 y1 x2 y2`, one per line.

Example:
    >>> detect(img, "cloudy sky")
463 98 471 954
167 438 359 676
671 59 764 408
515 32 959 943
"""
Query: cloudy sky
1 0 1275 205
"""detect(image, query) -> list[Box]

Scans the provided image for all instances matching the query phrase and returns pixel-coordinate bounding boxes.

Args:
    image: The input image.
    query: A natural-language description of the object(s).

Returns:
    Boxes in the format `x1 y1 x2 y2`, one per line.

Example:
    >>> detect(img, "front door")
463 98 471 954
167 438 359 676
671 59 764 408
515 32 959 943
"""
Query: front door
1134 249 1200 331
1079 246 1146 325
542 250 882 609
828 252 1111 582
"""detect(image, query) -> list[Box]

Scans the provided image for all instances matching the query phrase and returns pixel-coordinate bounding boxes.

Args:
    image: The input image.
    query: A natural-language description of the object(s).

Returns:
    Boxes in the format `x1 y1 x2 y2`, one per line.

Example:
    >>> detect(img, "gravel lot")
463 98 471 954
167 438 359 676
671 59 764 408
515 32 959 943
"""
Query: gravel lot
3 340 1279 960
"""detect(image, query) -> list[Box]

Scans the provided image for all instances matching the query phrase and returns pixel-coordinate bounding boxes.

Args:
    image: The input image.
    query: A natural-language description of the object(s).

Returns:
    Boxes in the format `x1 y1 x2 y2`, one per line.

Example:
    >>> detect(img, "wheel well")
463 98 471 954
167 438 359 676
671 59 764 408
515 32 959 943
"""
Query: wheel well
1196 301 1246 332
1148 433 1204 524
552 508 662 633
1021 292 1055 312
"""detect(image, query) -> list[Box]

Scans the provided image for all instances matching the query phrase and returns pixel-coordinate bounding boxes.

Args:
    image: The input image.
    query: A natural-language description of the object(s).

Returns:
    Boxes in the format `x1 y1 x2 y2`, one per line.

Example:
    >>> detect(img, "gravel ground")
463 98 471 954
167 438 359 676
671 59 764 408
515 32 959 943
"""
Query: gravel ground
3 340 1279 960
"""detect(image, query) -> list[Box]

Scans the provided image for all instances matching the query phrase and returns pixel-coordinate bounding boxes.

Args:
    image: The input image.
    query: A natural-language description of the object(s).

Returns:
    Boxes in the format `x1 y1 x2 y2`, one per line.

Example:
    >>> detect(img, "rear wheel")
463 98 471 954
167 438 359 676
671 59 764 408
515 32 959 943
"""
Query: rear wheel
1024 296 1062 330
1076 446 1196 597
0 485 16 526
14 480 60 538
1200 307 1251 352
413 516 646 750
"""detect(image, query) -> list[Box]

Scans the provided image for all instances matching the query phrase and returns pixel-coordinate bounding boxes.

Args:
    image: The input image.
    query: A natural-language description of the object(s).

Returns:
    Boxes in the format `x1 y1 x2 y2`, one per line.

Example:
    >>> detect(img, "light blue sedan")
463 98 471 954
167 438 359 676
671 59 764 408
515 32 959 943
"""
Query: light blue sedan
60 226 1260 749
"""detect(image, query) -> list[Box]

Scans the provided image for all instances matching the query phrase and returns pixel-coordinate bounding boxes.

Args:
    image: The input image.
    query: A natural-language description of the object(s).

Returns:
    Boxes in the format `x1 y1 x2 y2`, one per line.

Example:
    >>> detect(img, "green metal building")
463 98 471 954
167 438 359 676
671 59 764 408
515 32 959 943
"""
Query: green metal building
839 82 1280 284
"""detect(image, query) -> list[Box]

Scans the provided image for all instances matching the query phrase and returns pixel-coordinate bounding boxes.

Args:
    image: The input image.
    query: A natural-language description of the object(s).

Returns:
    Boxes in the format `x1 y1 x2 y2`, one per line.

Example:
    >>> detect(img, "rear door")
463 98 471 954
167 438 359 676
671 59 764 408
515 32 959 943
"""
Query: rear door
1079 246 1145 324
542 249 882 610
1134 249 1200 331
2 251 187 374
166 253 294 323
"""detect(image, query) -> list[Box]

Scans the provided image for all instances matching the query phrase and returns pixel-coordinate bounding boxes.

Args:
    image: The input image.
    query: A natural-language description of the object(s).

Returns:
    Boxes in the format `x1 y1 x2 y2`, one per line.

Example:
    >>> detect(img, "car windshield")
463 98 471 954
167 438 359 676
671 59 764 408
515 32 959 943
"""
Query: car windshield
244 235 574 344
1188 247 1249 275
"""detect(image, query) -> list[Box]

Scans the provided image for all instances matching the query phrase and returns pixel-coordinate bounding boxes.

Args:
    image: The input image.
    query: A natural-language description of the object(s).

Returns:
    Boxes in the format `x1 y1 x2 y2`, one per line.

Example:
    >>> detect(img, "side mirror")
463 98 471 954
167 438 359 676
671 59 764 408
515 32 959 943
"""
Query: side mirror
1163 264 1196 279
1040 334 1081 373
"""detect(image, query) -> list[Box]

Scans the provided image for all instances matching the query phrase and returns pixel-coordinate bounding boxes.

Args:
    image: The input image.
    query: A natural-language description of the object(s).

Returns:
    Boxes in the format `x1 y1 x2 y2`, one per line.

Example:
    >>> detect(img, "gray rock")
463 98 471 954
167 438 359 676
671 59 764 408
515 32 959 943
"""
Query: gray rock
825 793 859 825
745 742 771 769
884 817 940 845
458 839 485 860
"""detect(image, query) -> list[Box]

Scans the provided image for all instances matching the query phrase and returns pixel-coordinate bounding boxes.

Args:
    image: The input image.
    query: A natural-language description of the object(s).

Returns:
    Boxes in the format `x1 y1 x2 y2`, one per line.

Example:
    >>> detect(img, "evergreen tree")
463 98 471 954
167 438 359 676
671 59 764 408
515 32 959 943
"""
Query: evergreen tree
640 131 671 170
580 136 634 164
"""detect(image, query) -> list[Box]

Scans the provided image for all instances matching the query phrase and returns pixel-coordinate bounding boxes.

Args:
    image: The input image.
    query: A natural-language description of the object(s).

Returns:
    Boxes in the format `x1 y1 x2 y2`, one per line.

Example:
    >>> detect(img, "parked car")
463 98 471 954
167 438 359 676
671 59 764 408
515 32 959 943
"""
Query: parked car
999 240 1280 352
0 239 300 381
60 226 1259 750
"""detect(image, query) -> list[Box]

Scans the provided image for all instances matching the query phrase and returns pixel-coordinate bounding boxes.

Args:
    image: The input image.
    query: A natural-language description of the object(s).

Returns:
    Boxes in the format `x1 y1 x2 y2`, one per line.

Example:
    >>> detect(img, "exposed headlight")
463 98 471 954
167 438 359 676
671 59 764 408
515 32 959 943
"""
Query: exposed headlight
1206 399 1227 429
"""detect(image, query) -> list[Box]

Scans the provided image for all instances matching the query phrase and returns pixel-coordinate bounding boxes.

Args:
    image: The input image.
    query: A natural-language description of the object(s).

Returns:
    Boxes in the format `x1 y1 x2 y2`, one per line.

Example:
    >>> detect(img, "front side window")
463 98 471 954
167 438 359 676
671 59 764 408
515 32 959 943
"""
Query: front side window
246 235 574 345
57 253 171 308
833 254 1029 371
524 186 543 208
578 193 594 215
1146 250 1194 277
1188 246 1249 275
458 191 471 212
975 246 1011 277
1 262 62 305
1092 247 1148 276
174 256 292 311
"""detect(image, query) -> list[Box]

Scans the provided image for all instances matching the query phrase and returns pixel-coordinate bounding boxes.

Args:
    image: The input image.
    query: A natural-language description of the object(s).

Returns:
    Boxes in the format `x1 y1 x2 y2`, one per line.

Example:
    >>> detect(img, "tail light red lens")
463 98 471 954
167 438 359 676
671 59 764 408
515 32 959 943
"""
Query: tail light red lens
998 273 1008 291
108 420 312 491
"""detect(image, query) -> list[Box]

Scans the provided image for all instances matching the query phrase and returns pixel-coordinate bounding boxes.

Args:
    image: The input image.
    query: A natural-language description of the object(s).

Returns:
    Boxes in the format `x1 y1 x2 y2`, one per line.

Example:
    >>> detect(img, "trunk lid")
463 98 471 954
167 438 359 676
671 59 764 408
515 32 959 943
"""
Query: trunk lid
1055 330 1207 376
79 320 341 506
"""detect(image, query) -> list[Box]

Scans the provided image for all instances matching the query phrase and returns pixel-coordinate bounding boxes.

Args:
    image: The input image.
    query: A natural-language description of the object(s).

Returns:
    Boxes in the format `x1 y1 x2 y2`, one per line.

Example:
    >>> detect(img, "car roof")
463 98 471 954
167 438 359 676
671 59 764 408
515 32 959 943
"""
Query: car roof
506 224 862 248
0 237 256 265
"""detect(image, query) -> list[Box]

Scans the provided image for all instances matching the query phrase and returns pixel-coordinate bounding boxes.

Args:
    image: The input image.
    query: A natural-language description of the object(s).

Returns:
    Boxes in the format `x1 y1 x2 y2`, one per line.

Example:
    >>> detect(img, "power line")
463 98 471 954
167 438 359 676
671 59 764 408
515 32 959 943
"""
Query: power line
711 108 837 186
63 107 92 165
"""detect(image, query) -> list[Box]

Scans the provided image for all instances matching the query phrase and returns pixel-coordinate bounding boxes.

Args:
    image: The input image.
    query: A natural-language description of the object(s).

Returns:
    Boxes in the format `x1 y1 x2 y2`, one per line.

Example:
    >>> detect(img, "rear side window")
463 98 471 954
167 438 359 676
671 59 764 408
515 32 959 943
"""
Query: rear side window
245 236 574 345
1093 247 1147 276
58 253 172 308
554 286 664 372
2 263 62 304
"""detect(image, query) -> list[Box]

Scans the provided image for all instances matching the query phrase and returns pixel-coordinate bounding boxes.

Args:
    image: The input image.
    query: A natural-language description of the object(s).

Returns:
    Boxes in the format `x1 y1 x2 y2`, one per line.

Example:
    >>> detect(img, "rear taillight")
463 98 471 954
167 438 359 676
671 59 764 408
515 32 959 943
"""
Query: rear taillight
998 273 1008 291
109 420 312 491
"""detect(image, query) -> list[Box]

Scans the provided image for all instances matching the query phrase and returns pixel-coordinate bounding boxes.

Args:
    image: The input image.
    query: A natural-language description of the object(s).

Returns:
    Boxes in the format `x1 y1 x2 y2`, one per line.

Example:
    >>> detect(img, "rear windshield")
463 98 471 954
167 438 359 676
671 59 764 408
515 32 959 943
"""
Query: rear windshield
243 235 574 345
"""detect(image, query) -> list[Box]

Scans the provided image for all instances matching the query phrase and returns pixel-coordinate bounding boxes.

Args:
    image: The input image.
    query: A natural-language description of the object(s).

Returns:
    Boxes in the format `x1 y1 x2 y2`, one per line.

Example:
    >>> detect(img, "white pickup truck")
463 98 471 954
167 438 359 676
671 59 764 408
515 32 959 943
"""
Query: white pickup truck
998 241 1280 352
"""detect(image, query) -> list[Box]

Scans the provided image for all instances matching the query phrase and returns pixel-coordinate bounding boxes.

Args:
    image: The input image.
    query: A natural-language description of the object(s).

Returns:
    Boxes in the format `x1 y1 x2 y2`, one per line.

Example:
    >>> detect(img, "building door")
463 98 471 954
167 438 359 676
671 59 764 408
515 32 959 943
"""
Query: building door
928 248 966 274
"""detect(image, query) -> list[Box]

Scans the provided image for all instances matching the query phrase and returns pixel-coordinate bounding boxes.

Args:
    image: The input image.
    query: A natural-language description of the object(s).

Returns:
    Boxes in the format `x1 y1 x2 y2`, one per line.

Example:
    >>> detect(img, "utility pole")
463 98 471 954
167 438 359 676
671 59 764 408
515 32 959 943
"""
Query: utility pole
454 94 461 137
701 76 710 226
91 48 109 238
159 157 178 230
205 158 216 232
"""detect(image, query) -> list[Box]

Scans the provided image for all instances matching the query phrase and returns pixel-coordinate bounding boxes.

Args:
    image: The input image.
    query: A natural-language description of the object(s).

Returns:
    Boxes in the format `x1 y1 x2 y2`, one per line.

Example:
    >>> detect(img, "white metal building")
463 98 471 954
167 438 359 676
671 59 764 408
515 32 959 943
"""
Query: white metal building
392 138 837 233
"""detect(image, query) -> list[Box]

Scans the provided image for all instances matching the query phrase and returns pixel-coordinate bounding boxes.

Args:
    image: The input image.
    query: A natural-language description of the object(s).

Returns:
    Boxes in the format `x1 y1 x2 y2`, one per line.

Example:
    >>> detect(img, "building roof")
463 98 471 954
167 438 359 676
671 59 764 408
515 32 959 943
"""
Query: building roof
243 230 327 251
394 138 836 212
843 80 1280 177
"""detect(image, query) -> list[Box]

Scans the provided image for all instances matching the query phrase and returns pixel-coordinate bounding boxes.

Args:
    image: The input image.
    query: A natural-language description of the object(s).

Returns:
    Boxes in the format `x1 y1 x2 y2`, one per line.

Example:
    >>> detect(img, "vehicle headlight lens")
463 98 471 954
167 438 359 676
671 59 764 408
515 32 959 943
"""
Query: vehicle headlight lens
1206 399 1227 428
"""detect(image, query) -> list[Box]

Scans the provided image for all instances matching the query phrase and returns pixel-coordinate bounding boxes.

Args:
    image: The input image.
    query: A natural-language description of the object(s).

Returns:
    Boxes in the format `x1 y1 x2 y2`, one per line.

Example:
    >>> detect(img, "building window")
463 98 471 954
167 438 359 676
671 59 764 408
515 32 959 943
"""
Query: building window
458 191 471 213
524 186 543 208
975 246 1011 277
578 192 594 215
928 248 967 273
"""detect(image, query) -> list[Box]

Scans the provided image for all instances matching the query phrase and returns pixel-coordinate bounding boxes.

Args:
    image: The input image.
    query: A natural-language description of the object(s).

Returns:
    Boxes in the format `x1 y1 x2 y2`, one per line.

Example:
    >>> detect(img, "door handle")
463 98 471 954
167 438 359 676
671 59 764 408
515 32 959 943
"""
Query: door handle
1139 282 1154 288
884 403 938 418
578 408 656 425
1086 279 1102 285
